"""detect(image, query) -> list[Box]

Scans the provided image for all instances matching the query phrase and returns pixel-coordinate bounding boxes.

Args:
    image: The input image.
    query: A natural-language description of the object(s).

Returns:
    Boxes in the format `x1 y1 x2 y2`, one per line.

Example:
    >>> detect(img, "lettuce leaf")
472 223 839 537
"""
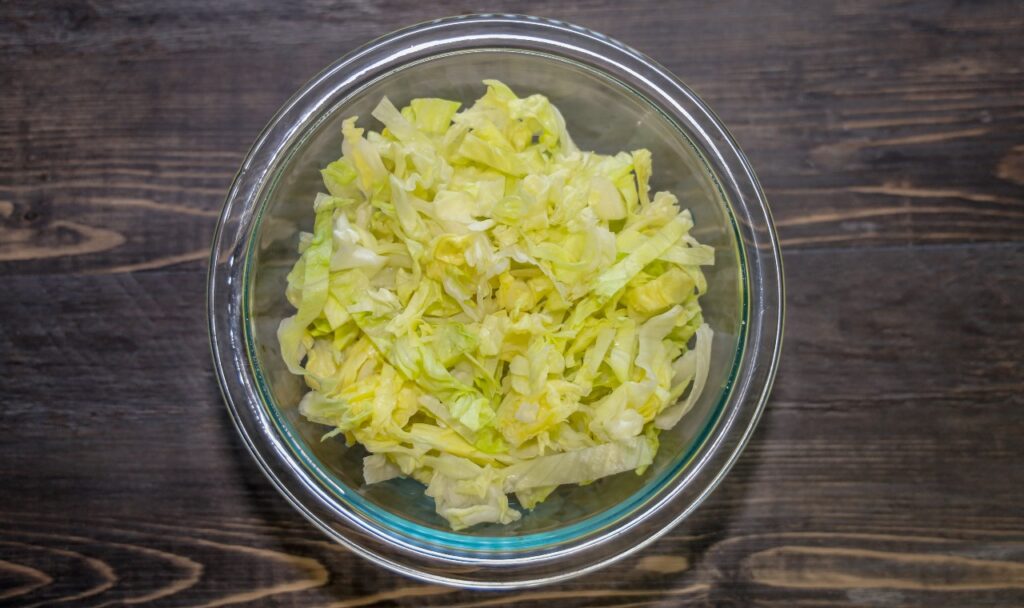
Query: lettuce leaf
280 80 716 530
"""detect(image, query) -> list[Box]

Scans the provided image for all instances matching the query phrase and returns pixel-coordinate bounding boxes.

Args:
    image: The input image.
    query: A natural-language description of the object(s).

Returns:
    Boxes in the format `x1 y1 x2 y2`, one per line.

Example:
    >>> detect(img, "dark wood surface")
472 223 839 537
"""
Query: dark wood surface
2 1 1023 605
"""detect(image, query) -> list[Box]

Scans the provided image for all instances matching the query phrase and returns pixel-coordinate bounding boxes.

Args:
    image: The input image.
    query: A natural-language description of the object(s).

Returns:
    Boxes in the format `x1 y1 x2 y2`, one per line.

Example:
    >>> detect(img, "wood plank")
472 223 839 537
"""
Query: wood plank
2 0 1023 275
1 244 1021 605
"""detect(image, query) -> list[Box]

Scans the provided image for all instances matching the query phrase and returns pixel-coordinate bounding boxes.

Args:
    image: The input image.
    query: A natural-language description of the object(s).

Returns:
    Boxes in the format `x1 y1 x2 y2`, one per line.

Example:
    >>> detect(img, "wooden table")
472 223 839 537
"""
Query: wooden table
3 1 1023 605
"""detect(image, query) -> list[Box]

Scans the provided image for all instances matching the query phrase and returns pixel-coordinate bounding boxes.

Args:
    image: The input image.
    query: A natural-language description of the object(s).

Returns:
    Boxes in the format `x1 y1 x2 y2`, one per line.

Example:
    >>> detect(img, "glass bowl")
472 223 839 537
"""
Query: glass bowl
208 14 783 589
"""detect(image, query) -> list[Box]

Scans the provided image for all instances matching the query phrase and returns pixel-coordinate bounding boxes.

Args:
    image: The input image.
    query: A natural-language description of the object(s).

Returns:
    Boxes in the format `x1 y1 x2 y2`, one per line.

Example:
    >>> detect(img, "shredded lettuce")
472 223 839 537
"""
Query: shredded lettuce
280 81 715 530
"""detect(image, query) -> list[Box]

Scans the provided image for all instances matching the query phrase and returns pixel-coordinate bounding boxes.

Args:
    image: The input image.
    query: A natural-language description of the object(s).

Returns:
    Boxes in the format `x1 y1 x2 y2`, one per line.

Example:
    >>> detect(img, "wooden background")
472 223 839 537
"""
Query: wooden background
2 1 1023 605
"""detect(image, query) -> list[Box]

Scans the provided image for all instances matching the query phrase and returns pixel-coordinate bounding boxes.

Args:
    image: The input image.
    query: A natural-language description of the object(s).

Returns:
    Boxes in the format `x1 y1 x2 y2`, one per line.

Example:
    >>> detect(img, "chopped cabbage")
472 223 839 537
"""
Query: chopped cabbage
279 81 715 530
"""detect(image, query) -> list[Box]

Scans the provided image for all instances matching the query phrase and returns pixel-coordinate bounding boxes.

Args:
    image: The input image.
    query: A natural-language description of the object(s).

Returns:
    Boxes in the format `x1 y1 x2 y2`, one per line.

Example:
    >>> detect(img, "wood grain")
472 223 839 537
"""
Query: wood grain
2 0 1024 605
1 0 1023 274
2 244 1022 605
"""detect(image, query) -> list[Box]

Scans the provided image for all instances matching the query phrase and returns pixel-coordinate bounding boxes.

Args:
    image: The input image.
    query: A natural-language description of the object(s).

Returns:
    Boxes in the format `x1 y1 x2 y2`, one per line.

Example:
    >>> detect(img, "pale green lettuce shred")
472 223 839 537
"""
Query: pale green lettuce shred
279 80 715 530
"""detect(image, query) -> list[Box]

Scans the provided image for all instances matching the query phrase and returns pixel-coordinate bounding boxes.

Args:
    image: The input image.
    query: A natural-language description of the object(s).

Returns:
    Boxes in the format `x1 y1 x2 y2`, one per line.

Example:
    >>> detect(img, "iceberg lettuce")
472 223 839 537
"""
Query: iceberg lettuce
279 80 715 530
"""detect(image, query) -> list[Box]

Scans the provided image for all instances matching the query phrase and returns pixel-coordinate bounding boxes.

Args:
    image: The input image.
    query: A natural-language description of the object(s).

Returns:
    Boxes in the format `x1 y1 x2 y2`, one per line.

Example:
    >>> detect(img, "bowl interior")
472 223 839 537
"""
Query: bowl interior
244 50 745 544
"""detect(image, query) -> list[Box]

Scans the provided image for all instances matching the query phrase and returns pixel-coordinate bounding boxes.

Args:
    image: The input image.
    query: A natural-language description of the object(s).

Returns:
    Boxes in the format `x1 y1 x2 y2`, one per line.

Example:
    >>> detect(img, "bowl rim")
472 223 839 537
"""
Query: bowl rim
208 13 784 589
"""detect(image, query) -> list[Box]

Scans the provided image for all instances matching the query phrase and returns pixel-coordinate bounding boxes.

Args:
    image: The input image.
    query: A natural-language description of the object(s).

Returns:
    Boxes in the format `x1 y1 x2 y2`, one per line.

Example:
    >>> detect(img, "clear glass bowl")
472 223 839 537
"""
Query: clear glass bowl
208 14 783 589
